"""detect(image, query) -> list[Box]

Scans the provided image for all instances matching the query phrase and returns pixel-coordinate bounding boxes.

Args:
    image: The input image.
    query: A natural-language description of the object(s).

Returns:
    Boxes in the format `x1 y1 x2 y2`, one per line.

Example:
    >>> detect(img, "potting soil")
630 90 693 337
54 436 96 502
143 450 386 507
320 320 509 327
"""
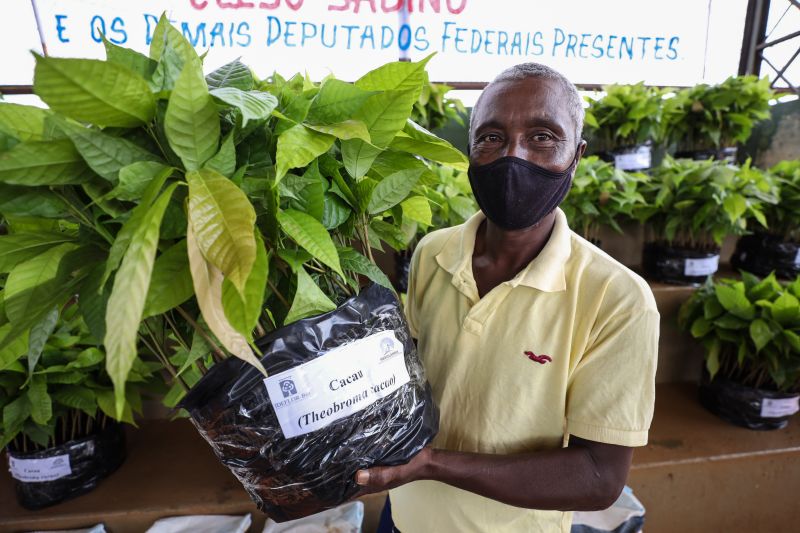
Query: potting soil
180 283 439 522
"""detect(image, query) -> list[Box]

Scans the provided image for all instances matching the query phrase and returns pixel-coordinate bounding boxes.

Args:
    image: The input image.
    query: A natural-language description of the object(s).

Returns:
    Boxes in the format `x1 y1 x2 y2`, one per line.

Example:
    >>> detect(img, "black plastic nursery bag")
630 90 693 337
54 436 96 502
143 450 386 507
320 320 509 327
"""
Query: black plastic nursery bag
6 421 126 510
731 234 800 280
180 283 439 522
643 242 720 286
699 376 800 431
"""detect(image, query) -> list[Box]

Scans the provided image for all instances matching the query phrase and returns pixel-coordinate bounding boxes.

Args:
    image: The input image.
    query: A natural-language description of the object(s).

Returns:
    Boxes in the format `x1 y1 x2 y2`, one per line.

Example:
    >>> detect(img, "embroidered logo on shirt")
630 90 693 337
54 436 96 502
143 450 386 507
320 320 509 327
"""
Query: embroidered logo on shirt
524 351 552 364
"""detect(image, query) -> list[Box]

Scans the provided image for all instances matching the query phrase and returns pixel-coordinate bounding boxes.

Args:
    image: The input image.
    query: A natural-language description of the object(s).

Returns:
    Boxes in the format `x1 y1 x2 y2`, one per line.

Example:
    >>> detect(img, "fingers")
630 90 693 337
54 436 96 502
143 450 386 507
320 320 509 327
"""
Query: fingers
355 465 399 492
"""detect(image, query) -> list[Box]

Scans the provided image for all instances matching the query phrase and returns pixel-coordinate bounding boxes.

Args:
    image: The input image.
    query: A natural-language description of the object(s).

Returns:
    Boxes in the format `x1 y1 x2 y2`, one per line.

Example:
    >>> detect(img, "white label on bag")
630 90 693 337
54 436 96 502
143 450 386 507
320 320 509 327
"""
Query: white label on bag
760 397 800 418
794 248 800 267
614 147 651 171
684 255 719 277
8 454 72 482
264 330 411 439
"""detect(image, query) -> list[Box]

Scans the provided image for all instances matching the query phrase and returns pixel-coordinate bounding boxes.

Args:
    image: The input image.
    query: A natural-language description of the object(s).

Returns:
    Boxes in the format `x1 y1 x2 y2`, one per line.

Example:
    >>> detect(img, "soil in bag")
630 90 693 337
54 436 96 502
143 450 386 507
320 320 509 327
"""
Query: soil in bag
180 283 439 522
699 376 800 430
7 421 126 510
731 234 800 279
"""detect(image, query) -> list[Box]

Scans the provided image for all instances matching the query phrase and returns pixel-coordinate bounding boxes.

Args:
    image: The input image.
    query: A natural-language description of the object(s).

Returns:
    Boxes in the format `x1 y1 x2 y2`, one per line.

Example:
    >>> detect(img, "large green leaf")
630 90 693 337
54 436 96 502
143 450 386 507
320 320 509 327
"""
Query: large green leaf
306 120 371 142
277 209 343 278
284 267 336 325
34 55 155 127
2 395 31 436
149 45 185 95
275 124 335 182
222 233 269 340
0 323 29 372
143 239 193 317
105 184 177 417
401 195 433 226
771 292 800 325
749 318 774 352
367 168 425 214
206 59 255 91
341 139 383 179
338 248 393 291
351 89 419 148
4 243 79 325
61 122 162 183
306 79 375 124
210 87 278 127
355 55 432 93
0 139 93 186
165 57 220 171
390 121 469 169
186 223 267 375
78 263 110 342
322 193 351 230
0 184 71 219
204 133 236 177
714 284 755 320
27 376 52 425
51 386 97 417
0 232 76 273
187 168 257 293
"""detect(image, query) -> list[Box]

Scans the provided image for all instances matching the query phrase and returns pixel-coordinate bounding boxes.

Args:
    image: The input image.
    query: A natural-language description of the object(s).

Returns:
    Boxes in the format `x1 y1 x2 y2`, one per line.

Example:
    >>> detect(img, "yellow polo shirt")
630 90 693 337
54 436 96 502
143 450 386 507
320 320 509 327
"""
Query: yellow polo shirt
390 208 659 533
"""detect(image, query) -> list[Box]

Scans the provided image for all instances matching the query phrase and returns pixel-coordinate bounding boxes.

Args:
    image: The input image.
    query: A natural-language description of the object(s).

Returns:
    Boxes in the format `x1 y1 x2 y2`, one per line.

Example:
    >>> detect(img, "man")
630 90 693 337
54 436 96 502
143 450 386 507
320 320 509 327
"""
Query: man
356 63 660 532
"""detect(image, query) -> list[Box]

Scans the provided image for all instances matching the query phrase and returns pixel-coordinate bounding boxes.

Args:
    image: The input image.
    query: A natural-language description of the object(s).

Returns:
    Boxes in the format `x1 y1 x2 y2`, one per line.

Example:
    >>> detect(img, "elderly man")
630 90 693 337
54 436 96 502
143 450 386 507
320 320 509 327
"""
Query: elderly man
356 62 660 532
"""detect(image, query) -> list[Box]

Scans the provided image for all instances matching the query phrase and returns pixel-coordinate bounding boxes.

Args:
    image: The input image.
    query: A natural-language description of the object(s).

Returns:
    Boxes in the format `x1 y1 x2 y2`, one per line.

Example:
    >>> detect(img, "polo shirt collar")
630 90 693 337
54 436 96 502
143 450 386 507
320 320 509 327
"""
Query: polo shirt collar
435 208 572 293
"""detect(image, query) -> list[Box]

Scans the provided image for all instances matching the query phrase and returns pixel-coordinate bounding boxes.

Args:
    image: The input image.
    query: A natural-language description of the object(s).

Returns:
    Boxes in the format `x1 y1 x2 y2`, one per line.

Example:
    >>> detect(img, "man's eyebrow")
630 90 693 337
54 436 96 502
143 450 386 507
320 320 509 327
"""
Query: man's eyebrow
475 117 567 134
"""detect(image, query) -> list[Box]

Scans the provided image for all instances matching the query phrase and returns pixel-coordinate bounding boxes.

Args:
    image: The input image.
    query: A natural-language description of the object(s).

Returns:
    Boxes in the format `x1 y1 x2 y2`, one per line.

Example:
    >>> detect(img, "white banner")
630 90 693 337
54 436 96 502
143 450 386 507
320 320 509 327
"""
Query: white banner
15 0 725 85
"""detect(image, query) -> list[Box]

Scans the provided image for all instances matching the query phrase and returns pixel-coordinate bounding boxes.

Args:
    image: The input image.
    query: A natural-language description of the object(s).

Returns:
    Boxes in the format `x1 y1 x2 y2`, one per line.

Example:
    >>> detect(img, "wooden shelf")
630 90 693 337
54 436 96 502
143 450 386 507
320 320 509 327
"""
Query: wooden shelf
3 384 798 533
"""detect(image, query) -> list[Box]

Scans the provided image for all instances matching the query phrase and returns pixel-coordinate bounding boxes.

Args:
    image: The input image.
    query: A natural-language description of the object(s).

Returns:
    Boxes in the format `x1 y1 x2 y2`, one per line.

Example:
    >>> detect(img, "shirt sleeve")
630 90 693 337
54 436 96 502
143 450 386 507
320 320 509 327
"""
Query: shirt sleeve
403 245 424 339
565 307 660 447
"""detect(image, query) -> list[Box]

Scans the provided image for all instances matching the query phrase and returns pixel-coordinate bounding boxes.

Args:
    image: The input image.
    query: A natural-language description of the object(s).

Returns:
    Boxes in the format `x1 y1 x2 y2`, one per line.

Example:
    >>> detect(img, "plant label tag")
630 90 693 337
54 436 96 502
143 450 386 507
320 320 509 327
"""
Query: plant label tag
264 330 411 439
8 454 72 482
614 147 651 171
794 248 800 267
760 397 800 418
684 255 719 277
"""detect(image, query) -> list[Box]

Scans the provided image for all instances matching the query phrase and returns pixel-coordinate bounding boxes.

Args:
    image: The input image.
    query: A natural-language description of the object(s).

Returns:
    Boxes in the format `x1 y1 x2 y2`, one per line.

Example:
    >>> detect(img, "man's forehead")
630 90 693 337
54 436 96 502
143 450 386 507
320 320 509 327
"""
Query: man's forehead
474 78 573 127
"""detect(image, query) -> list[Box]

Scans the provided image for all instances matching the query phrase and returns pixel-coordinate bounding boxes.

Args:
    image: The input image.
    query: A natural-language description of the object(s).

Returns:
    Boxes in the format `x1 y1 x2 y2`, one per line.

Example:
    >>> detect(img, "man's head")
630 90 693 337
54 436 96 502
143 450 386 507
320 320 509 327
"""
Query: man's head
469 63 585 172
466 63 586 231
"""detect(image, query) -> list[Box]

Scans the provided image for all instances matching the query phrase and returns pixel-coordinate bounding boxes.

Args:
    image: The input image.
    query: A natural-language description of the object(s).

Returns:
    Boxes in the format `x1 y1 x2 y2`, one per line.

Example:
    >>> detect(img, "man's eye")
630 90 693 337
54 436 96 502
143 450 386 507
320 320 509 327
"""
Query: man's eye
479 134 501 143
532 133 554 142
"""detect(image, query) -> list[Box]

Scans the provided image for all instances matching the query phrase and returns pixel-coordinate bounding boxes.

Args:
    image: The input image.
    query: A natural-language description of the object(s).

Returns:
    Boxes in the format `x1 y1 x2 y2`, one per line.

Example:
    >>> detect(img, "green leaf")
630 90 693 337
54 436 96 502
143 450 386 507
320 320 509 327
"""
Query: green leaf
0 103 56 141
51 386 96 417
78 263 110 342
783 330 800 351
97 389 134 424
306 79 375 124
34 55 155 127
104 37 157 80
0 184 71 219
0 139 93 185
339 248 393 291
222 233 268 340
350 89 419 148
27 375 52 425
306 120 371 142
186 222 267 375
165 57 220 171
322 193 351 230
105 184 177 417
722 193 747 222
0 323 29 372
204 132 236 177
714 284 755 320
149 45 185 95
210 87 278 128
281 163 326 221
401 196 432 226
113 161 173 201
368 168 424 214
176 328 211 376
2 395 30 435
355 55 432 94
771 292 800 325
390 121 469 169
341 139 383 180
277 209 343 278
206 59 255 91
4 243 79 325
277 248 312 272
149 13 198 64
284 267 336 325
706 338 721 380
690 317 712 338
749 318 774 352
143 239 194 317
61 122 162 183
0 232 76 273
275 124 335 182
26 306 59 375
187 168 257 292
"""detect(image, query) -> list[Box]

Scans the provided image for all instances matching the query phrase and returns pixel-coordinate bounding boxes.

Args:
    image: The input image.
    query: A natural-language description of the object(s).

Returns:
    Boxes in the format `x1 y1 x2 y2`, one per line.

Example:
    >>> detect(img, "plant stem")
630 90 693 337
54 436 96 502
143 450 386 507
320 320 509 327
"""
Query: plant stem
267 279 290 308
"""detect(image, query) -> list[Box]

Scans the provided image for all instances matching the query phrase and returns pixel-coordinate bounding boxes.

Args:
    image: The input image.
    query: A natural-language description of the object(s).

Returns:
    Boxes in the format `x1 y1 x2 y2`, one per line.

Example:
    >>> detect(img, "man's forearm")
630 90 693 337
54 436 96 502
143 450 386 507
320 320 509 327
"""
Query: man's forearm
421 444 624 511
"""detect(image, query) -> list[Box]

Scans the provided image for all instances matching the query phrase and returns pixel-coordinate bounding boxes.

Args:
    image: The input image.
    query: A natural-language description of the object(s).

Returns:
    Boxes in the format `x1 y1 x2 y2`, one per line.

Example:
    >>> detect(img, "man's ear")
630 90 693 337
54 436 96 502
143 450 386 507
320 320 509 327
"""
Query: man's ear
577 139 588 160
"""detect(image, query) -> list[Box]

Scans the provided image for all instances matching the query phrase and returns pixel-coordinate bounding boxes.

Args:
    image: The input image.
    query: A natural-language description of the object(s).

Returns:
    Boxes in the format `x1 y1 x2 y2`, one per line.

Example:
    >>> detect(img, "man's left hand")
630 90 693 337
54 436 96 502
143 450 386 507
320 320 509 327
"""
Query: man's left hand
354 447 433 494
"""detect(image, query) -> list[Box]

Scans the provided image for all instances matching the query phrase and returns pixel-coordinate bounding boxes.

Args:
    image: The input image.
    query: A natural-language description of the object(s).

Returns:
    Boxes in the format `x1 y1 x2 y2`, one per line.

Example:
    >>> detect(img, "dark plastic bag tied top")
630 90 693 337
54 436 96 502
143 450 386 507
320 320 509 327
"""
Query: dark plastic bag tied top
643 242 720 286
699 376 800 431
180 283 439 522
6 421 126 510
731 234 800 280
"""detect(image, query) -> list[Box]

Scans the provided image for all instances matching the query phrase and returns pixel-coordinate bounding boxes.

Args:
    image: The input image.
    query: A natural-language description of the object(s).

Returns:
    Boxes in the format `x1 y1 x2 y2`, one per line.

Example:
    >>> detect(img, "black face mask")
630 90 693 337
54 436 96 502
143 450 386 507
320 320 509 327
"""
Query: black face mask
467 151 579 230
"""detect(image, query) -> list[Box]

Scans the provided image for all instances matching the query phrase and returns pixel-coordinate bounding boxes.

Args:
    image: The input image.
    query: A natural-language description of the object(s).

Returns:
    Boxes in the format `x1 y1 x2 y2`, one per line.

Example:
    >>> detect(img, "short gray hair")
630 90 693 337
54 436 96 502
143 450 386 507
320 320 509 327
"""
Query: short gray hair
469 63 585 142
